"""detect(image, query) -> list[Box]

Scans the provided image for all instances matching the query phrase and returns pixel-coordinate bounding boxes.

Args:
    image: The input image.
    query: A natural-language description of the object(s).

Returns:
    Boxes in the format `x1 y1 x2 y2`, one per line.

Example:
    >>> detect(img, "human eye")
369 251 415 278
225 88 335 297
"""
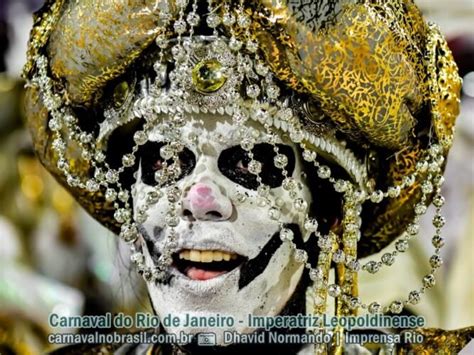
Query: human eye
139 142 196 187
218 143 295 190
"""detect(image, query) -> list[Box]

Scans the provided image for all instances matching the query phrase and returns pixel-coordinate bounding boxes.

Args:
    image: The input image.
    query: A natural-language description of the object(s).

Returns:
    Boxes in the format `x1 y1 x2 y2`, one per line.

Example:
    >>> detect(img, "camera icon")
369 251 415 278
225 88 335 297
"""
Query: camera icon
197 333 216 346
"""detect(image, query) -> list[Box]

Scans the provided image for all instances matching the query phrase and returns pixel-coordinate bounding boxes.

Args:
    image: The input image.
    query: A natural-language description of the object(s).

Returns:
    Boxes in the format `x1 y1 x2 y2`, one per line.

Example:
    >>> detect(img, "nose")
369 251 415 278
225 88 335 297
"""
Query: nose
182 182 233 221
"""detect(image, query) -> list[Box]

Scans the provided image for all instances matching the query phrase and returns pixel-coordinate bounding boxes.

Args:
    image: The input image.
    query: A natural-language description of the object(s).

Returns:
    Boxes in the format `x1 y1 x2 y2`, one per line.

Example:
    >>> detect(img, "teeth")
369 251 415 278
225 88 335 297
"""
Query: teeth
179 250 190 260
201 251 213 263
179 250 239 263
189 250 201 262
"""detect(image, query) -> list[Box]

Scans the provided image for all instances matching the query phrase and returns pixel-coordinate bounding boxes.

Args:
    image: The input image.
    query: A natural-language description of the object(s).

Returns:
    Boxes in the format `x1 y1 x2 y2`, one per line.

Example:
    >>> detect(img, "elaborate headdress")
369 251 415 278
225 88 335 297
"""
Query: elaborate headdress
23 0 470 352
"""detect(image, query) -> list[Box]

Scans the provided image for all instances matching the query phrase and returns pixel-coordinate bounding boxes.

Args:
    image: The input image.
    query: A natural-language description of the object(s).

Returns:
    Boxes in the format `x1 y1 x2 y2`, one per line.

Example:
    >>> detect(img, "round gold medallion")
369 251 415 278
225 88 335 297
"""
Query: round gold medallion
192 59 227 94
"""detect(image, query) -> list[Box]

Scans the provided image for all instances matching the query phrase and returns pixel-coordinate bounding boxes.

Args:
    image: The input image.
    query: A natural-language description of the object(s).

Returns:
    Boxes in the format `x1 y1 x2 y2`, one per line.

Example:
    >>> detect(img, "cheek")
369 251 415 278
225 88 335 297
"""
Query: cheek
266 187 312 224
132 181 169 237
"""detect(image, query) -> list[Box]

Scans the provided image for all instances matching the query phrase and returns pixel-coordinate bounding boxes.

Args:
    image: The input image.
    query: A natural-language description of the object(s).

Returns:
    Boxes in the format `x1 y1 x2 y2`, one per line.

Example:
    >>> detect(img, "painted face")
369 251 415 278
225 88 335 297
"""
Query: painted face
133 114 312 344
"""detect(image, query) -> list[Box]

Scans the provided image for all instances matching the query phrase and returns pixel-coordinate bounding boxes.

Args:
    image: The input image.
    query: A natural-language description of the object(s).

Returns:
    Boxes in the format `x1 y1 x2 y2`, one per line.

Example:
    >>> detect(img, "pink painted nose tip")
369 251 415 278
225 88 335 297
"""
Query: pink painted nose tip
195 184 212 197
183 182 233 220
189 184 216 210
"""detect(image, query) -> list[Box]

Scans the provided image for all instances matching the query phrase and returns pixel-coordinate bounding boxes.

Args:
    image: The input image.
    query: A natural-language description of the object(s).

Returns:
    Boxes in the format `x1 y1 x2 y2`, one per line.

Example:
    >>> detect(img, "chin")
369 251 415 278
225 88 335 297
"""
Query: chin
145 240 305 346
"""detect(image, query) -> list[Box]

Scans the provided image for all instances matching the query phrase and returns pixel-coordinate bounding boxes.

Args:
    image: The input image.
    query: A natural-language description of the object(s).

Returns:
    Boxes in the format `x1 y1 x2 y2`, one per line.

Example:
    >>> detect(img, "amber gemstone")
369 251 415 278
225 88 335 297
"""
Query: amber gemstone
192 59 227 94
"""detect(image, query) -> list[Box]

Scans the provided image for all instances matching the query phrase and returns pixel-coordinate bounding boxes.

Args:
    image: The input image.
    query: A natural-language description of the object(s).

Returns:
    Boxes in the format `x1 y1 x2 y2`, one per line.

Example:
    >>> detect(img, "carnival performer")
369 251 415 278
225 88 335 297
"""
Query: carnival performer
22 1 473 353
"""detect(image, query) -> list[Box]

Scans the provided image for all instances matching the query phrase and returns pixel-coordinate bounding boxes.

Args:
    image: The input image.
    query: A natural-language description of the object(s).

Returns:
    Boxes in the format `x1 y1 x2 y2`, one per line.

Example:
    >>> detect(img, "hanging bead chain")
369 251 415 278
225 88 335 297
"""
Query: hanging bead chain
255 107 449 316
154 0 190 279
255 113 340 340
132 0 205 282
358 145 445 276
34 56 136 234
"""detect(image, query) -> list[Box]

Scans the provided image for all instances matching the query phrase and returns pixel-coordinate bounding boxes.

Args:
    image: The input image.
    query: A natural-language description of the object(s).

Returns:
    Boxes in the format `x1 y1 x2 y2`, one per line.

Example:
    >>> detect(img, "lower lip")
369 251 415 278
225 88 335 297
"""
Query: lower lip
171 264 241 285
186 267 227 281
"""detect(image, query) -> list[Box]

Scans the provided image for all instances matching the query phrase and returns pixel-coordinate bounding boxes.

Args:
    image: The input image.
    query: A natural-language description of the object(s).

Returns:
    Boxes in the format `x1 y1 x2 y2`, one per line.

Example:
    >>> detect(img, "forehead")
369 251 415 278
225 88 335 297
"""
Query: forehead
148 113 288 153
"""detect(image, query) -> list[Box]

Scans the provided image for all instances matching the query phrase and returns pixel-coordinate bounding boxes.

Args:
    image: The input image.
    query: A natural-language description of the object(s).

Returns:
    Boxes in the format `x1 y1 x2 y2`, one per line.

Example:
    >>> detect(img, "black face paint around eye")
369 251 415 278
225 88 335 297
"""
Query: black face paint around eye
218 143 296 190
140 141 196 187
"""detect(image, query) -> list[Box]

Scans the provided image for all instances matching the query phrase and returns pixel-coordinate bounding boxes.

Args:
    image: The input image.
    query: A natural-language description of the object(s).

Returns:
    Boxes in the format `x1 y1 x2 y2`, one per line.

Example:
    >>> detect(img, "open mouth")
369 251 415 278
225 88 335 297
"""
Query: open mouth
173 249 246 281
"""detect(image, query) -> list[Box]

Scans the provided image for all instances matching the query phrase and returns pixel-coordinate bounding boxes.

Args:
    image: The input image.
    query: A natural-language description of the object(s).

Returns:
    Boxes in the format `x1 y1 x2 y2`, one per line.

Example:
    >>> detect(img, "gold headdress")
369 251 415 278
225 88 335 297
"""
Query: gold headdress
23 0 461 253
22 0 471 352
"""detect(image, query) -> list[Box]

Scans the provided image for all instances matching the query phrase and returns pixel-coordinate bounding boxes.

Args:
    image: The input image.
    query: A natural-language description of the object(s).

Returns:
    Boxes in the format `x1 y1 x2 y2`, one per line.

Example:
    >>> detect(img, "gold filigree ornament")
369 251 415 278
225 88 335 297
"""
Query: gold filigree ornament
21 0 472 353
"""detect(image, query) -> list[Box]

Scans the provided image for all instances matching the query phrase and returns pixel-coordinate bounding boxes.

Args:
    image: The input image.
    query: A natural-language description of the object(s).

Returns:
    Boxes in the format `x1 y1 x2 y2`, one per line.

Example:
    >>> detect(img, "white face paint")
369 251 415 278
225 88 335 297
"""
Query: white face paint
133 114 312 345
